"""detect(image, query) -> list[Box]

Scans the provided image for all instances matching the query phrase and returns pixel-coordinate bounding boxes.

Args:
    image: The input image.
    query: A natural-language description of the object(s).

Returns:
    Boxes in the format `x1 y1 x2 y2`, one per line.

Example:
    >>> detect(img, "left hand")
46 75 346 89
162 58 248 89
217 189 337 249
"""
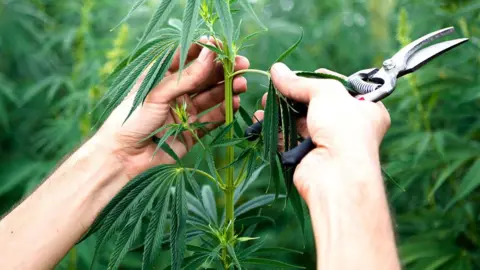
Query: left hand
95 37 250 178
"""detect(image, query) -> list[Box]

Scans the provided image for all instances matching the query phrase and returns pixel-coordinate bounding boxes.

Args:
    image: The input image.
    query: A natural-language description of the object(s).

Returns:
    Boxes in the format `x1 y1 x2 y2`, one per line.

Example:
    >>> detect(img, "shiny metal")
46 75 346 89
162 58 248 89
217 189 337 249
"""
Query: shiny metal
348 27 469 102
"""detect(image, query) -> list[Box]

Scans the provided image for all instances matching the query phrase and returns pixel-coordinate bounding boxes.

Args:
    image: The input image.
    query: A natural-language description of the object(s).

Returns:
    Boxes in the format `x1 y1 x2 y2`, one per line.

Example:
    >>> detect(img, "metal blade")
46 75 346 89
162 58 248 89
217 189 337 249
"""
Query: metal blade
394 27 456 63
398 38 469 77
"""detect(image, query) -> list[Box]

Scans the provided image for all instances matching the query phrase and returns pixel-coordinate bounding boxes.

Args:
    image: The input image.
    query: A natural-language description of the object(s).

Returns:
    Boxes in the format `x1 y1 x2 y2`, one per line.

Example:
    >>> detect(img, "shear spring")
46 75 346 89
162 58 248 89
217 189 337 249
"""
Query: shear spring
348 77 381 94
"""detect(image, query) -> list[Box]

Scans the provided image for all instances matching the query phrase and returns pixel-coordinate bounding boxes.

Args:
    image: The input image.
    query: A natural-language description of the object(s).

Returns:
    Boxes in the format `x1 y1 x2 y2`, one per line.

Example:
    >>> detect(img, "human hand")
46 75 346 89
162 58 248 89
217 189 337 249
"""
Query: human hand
95 37 250 178
253 63 390 204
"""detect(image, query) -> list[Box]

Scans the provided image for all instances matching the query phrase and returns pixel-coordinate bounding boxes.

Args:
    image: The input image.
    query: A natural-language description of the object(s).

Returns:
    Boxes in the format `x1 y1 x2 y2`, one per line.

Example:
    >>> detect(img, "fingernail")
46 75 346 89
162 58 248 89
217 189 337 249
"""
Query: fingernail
272 63 290 77
199 43 213 61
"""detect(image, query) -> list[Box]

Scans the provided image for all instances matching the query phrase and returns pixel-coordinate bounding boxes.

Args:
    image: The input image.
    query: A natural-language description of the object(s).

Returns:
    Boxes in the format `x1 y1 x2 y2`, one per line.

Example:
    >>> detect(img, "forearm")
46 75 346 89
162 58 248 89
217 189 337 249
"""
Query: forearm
304 148 400 270
0 136 129 269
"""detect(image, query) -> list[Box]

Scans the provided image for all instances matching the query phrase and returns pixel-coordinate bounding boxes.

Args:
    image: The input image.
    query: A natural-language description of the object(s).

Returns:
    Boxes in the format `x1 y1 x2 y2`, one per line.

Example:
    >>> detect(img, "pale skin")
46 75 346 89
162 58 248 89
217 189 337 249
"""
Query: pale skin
0 38 400 269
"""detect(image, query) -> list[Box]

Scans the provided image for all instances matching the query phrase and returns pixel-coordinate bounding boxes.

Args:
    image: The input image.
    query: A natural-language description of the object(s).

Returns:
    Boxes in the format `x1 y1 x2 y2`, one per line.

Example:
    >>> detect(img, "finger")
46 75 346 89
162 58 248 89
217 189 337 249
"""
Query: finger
192 76 247 112
209 36 224 49
271 63 349 103
262 93 267 107
315 68 348 80
147 42 219 103
296 117 309 138
168 36 209 73
196 96 241 137
253 110 264 123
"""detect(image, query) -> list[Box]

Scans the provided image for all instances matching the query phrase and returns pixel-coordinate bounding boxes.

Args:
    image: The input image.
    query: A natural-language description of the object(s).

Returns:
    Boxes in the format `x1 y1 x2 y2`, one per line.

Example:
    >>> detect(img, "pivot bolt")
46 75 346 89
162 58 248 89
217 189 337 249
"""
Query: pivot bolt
383 59 395 70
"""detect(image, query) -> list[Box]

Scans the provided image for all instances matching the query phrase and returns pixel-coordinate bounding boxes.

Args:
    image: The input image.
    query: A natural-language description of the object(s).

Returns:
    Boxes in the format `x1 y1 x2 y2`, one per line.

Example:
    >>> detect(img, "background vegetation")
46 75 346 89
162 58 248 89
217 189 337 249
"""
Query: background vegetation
0 0 479 269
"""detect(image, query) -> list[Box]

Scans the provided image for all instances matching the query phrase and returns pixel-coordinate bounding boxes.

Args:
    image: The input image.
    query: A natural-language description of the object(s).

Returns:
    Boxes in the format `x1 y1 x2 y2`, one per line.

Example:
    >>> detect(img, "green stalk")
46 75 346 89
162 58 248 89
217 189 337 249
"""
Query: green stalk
224 63 235 240
221 61 235 269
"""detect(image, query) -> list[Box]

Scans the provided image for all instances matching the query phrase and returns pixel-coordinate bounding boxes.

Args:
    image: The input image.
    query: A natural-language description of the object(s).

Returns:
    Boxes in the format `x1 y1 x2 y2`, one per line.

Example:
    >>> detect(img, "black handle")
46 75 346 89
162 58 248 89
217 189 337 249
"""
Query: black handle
244 102 309 141
280 138 315 167
245 120 264 141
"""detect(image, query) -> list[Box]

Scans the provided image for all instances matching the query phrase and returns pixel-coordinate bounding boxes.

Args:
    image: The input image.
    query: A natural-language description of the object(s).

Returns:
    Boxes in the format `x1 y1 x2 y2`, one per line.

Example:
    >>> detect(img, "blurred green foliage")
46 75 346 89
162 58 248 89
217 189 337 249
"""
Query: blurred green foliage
0 0 479 269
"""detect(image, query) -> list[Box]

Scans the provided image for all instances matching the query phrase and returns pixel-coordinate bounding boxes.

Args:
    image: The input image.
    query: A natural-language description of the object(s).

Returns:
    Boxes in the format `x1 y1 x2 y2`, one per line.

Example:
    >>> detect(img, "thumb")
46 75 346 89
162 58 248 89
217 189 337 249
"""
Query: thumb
270 63 316 103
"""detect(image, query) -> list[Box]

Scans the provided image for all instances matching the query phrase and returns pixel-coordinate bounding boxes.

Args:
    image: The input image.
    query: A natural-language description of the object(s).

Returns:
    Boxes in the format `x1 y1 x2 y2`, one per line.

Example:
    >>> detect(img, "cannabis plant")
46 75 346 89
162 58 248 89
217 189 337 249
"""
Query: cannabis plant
77 0 353 269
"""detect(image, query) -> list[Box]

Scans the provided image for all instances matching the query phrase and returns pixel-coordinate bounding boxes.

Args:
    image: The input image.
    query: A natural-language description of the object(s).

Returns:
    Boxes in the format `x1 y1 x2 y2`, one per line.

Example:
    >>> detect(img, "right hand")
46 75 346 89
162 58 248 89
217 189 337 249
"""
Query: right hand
254 63 391 204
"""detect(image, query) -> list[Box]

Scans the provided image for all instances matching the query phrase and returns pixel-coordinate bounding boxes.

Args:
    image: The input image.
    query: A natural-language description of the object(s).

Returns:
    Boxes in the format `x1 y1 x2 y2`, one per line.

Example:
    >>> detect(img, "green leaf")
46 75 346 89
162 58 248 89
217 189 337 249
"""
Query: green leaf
238 238 266 259
272 29 303 65
214 0 234 50
279 98 297 198
446 158 480 209
235 194 282 217
160 142 181 163
196 41 225 56
235 215 276 228
171 175 188 270
234 163 267 204
142 181 172 270
108 179 170 270
179 0 202 78
90 167 176 268
205 149 218 183
413 132 432 165
79 169 150 242
139 45 176 99
422 254 455 270
428 156 471 199
238 30 266 49
238 106 253 126
243 257 305 269
287 180 306 244
227 244 242 269
255 247 303 255
270 154 282 199
210 122 235 145
220 147 252 171
238 0 267 30
263 80 279 193
237 236 259 242
296 71 354 92
162 253 209 270
399 240 458 265
186 191 210 224
153 127 178 158
184 170 202 200
201 185 218 225
186 245 211 254
132 0 176 57
83 165 174 243
97 45 160 124
211 137 246 148
126 45 176 121
106 37 163 84
234 19 243 41
111 0 148 31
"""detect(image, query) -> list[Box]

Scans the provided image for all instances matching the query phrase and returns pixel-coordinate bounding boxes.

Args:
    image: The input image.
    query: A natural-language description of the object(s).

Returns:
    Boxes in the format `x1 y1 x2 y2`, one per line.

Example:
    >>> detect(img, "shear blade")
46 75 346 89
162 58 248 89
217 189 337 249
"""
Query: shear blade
401 38 469 77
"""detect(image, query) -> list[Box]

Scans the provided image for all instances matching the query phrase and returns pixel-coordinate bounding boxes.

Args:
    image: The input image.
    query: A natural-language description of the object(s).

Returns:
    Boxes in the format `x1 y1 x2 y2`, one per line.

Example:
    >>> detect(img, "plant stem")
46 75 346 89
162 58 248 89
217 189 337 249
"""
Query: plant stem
229 69 271 79
183 168 218 186
224 65 235 240
222 62 235 269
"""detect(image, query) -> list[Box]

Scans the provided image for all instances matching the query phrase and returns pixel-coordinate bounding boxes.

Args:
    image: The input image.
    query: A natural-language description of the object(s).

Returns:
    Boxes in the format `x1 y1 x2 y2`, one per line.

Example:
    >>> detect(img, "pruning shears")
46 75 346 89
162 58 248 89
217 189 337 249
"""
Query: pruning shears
245 26 469 168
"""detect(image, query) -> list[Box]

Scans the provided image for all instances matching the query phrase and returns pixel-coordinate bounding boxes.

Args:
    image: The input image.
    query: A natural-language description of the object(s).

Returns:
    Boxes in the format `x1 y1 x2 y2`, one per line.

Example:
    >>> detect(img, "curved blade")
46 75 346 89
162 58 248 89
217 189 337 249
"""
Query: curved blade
399 38 469 77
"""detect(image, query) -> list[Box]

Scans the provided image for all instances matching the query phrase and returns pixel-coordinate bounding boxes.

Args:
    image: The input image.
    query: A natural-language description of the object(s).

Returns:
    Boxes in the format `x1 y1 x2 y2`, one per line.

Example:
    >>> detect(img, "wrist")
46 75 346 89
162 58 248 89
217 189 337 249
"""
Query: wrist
65 135 130 223
296 145 382 205
299 147 399 270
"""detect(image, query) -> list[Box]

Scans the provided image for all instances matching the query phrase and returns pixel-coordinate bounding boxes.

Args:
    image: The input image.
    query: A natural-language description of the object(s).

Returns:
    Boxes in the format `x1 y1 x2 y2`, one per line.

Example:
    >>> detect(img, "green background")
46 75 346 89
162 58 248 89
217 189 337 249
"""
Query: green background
0 0 479 269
